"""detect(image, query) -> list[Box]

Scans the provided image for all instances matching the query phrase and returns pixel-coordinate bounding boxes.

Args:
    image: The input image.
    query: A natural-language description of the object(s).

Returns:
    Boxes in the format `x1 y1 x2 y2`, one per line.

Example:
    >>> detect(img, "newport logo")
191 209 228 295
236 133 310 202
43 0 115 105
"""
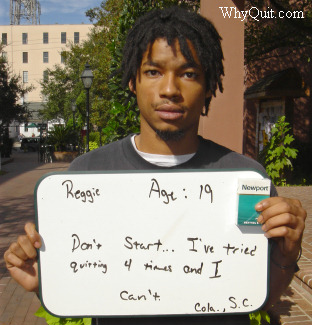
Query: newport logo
219 6 304 22
237 178 271 195
241 185 269 192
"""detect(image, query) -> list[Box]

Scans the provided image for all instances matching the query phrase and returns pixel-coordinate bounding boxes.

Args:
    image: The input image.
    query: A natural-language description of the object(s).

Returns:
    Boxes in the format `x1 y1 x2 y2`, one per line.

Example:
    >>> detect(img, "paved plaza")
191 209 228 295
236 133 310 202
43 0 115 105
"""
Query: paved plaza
0 150 311 324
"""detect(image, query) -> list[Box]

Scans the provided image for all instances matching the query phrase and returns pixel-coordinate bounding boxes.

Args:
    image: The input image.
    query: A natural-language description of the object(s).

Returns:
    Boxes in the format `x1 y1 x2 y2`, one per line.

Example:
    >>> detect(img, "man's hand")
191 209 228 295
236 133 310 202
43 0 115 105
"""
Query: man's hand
255 196 306 309
3 222 41 292
256 197 306 265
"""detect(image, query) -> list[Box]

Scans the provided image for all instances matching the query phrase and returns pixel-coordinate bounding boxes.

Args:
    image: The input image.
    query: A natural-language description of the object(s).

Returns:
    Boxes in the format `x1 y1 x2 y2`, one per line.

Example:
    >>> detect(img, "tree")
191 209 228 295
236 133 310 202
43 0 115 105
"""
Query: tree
40 65 75 123
0 45 32 154
245 0 312 63
39 0 124 133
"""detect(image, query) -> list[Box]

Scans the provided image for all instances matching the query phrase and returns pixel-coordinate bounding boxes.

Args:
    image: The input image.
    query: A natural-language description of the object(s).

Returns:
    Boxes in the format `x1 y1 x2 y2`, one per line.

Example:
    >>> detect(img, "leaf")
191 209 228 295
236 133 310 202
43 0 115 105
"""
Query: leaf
260 310 271 323
35 306 92 325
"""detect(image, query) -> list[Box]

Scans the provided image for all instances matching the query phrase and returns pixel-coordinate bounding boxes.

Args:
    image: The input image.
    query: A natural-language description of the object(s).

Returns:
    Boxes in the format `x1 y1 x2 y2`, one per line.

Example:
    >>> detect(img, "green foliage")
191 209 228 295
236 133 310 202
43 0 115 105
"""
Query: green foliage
35 306 91 325
39 0 123 138
259 116 298 186
47 125 76 151
89 141 99 151
0 44 32 138
249 311 270 325
101 101 140 143
40 65 75 123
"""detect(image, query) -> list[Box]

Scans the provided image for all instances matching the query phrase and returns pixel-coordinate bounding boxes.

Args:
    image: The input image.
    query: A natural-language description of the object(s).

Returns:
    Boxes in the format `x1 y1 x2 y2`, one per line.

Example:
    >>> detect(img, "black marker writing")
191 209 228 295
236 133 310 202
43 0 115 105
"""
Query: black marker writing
149 178 177 204
62 179 100 203
124 236 163 251
72 234 102 253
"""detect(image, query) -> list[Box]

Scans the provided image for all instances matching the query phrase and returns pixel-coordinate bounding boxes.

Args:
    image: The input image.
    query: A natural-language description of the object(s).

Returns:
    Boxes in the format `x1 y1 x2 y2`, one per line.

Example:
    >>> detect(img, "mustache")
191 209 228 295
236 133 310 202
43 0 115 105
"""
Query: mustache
151 100 188 110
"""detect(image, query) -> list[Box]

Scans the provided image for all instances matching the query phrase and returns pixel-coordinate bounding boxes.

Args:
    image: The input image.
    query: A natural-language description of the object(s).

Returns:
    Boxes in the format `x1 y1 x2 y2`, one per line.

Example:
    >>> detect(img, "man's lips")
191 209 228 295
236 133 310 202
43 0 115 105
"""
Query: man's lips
155 104 184 120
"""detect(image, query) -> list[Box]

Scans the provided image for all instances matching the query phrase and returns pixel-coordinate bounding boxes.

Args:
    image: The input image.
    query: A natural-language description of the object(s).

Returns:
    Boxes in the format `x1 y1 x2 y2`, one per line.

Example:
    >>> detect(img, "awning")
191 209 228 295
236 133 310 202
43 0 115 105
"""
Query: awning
244 68 306 99
27 123 38 128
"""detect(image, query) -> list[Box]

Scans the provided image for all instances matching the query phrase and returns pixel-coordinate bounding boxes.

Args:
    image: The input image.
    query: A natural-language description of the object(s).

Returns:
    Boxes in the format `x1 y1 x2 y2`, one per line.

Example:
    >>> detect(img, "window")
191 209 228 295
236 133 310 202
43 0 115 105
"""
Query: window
23 71 28 83
23 52 28 63
22 33 28 44
61 32 66 44
2 51 7 61
74 32 79 44
43 52 49 63
2 33 7 45
43 70 49 82
43 32 49 44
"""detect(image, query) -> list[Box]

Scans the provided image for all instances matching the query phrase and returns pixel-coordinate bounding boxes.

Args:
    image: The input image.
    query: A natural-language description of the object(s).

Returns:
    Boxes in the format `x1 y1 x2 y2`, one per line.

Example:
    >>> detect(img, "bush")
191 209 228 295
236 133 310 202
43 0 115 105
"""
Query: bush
47 125 76 151
258 116 298 186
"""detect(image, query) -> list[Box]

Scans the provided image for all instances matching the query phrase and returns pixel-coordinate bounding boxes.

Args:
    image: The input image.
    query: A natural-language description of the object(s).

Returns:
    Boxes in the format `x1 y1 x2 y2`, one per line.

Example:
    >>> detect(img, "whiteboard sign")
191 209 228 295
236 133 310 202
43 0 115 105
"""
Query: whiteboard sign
35 170 269 318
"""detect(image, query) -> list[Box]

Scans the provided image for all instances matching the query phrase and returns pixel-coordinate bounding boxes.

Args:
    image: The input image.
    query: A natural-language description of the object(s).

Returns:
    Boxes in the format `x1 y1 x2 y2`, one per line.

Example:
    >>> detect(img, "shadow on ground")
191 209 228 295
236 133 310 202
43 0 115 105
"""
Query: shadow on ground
0 195 36 273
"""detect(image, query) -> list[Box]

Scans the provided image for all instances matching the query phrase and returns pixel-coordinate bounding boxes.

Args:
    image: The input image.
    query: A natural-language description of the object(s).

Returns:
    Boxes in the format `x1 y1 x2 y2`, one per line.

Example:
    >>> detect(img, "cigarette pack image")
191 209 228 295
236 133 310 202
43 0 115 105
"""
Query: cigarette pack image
237 178 271 226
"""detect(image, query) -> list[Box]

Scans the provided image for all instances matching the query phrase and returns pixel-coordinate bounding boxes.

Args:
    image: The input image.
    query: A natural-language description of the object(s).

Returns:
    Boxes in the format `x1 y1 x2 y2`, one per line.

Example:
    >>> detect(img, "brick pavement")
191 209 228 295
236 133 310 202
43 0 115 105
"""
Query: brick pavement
270 186 312 325
0 151 69 325
0 151 311 324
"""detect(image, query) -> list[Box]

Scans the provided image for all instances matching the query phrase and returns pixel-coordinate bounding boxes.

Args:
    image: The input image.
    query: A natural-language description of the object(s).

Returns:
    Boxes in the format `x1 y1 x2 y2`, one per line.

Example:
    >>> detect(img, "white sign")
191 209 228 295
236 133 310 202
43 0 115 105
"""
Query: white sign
35 170 269 318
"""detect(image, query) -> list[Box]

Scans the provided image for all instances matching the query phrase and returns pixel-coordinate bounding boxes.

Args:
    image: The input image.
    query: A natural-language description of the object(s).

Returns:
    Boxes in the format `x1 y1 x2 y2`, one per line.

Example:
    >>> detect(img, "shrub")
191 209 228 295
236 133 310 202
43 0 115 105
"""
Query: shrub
259 116 298 186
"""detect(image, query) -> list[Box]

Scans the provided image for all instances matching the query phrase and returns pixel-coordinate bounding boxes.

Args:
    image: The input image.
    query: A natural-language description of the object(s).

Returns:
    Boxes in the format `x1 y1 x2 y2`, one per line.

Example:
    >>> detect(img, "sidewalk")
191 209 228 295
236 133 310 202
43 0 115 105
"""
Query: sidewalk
0 151 311 324
270 186 312 324
0 151 70 325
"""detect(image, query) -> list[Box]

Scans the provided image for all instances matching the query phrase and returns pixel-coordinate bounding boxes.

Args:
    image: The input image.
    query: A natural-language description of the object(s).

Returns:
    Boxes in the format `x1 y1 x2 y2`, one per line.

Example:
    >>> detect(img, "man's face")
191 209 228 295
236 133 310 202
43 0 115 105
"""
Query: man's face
130 38 210 142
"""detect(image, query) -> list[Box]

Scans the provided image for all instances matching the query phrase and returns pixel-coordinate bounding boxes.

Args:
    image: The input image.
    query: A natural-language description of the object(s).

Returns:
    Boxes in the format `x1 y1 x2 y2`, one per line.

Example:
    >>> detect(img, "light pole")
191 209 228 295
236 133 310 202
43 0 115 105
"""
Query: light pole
80 63 94 152
71 102 77 150
98 109 102 147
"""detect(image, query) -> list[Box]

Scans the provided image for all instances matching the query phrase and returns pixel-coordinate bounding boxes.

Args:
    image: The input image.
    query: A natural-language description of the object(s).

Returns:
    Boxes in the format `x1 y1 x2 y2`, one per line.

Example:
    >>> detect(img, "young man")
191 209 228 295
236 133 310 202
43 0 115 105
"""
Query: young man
4 6 306 325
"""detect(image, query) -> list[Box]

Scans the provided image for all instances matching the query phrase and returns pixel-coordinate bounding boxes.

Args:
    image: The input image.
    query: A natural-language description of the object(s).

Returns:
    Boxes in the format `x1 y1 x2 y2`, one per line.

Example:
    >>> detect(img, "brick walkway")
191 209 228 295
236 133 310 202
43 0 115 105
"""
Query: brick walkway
270 186 312 325
0 151 311 324
0 151 70 325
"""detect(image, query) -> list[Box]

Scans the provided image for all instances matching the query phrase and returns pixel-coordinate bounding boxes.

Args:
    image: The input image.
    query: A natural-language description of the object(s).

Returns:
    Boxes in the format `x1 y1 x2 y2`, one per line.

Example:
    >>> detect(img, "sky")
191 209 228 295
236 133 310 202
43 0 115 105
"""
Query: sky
0 0 101 25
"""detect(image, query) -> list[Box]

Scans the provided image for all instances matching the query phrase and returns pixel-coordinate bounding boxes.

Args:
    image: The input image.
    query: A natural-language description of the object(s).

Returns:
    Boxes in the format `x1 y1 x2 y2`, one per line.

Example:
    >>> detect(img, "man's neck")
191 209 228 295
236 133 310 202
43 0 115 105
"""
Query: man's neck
135 131 199 155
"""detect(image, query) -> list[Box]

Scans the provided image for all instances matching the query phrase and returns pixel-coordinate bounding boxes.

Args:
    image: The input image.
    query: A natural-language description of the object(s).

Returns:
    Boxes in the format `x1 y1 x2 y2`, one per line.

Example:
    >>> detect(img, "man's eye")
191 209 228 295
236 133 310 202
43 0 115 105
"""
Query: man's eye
145 70 160 77
183 72 197 79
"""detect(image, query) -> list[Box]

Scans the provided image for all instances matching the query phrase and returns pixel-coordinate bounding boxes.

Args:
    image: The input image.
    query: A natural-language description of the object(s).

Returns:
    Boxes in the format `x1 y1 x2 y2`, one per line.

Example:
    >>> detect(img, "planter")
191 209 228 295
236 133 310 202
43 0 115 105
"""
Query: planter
52 151 79 162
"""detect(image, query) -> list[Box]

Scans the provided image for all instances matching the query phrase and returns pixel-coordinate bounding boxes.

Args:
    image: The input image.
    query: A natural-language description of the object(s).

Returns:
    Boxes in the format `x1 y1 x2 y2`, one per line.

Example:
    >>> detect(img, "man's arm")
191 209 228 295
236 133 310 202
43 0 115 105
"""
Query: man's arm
255 197 306 309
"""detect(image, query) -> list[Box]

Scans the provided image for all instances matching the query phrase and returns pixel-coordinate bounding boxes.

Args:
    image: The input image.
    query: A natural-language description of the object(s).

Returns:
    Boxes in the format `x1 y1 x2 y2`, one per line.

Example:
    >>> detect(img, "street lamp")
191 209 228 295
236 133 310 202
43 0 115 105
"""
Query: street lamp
71 102 77 150
71 102 76 131
81 63 94 152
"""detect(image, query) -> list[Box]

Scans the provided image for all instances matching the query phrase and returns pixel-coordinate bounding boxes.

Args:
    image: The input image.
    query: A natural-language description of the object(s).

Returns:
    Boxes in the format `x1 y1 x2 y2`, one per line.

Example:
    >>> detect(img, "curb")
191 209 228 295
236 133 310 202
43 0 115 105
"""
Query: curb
0 157 14 166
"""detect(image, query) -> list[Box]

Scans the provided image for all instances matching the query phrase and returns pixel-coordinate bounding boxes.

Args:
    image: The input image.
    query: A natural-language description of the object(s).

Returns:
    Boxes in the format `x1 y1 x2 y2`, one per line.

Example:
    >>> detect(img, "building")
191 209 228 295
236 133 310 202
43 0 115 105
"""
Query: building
0 23 92 138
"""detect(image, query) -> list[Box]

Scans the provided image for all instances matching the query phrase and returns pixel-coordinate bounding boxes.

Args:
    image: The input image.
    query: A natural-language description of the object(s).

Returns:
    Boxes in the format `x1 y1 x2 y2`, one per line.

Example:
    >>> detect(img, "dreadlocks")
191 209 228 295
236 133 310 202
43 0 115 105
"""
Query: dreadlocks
121 6 224 115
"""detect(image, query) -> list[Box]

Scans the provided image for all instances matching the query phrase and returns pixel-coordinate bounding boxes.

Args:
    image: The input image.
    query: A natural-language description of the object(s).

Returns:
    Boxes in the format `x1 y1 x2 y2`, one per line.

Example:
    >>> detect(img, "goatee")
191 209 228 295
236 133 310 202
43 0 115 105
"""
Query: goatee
155 129 185 142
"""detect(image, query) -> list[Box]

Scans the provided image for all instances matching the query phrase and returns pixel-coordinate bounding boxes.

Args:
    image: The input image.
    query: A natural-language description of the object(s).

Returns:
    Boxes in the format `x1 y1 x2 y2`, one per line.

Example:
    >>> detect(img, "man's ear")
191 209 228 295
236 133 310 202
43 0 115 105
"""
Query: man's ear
129 79 136 94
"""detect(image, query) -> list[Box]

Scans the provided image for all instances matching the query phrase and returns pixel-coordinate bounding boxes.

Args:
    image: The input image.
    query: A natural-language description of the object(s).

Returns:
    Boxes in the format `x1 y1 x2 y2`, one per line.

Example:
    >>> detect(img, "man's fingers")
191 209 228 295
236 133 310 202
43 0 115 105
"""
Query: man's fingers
17 235 38 259
256 197 306 225
256 196 302 211
4 249 26 269
263 225 298 240
24 222 41 249
8 242 29 260
261 213 298 232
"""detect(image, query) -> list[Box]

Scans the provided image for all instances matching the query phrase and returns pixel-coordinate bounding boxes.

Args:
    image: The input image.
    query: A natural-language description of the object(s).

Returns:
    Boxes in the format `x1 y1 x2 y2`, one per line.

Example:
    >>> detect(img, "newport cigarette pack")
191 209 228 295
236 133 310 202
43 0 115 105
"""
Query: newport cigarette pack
237 178 271 226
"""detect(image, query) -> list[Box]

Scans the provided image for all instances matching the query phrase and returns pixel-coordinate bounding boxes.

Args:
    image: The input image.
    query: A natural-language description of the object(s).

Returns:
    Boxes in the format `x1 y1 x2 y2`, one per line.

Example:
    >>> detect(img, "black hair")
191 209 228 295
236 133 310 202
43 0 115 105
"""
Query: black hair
121 6 224 115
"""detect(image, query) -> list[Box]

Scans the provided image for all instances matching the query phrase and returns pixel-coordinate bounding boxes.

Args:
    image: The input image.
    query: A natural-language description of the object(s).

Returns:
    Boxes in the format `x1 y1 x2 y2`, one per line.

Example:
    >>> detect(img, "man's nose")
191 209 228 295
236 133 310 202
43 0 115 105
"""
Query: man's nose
159 74 181 99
